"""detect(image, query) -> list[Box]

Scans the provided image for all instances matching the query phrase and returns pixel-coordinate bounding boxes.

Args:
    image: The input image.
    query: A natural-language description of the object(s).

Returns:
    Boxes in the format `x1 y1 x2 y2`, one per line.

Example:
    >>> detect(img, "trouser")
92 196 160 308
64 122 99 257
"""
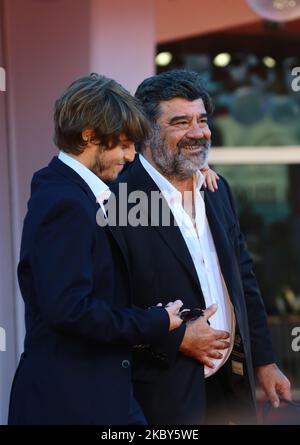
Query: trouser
205 360 257 425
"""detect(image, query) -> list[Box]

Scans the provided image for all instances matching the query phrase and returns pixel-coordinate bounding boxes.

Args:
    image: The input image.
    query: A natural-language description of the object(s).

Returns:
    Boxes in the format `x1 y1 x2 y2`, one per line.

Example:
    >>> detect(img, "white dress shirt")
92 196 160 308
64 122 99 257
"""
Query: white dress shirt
140 154 235 377
58 151 111 215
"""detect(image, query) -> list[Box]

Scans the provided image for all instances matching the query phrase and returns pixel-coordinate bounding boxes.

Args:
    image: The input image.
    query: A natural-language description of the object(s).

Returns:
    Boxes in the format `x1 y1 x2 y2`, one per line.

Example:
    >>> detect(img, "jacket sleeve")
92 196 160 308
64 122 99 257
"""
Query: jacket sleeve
133 323 186 369
30 197 169 346
221 177 275 367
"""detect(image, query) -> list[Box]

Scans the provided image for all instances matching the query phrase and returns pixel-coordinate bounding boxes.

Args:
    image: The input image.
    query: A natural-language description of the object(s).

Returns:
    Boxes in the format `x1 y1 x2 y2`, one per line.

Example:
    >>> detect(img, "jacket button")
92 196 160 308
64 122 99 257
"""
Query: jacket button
121 359 130 369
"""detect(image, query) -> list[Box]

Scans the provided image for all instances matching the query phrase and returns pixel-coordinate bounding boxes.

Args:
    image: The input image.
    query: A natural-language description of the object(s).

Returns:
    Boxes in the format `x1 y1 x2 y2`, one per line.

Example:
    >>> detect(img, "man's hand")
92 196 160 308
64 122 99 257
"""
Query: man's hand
164 300 184 331
255 363 291 408
179 304 230 368
202 166 219 192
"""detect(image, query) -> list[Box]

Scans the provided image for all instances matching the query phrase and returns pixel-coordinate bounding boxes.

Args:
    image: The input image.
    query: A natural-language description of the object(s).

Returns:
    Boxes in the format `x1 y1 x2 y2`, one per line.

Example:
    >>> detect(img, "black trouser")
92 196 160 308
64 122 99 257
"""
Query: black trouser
205 361 257 425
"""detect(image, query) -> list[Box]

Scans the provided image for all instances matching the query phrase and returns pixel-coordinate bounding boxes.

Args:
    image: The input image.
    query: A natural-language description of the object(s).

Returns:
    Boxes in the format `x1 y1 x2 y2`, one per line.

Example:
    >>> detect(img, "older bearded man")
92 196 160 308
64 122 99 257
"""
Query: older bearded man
112 69 291 425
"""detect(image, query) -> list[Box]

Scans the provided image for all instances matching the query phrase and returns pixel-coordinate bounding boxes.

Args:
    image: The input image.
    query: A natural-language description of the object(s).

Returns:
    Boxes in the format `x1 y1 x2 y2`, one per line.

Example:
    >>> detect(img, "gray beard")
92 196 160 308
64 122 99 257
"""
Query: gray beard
150 132 210 181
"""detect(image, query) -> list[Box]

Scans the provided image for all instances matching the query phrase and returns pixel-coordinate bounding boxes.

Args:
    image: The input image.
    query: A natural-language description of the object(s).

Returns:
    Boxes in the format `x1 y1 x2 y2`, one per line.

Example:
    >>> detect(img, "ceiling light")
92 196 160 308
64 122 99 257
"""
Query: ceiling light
155 52 173 67
263 56 276 68
213 53 231 67
246 0 300 22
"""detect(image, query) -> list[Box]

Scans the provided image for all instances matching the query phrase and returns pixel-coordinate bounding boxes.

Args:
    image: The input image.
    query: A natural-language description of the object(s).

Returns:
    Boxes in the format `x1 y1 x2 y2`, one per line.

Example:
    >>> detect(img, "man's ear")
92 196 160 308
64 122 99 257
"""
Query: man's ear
82 128 95 143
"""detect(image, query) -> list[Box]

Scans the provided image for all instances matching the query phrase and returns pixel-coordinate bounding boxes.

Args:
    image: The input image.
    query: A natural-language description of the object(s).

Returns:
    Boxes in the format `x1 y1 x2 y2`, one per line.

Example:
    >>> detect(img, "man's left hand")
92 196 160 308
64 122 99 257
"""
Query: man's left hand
255 363 291 408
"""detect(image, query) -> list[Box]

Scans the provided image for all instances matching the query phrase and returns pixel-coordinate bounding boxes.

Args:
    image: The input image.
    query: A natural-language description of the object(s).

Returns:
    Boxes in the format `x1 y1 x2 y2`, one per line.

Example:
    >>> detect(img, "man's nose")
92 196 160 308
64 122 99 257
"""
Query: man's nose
186 124 211 140
124 143 136 163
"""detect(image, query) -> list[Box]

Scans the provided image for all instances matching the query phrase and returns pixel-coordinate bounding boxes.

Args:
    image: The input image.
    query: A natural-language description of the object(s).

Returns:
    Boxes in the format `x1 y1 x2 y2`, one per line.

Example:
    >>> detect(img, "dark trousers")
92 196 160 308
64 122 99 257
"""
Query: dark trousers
205 361 257 425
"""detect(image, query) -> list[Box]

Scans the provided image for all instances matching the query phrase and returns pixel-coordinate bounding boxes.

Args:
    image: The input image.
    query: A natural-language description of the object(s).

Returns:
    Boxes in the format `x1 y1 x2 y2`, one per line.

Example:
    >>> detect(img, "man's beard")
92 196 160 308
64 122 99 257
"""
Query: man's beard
91 146 106 179
150 130 211 180
90 146 119 182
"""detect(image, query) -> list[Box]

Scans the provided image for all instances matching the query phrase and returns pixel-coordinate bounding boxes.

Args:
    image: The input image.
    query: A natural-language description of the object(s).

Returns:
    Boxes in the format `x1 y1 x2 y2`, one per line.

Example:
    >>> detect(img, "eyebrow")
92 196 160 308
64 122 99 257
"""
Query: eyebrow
168 113 208 125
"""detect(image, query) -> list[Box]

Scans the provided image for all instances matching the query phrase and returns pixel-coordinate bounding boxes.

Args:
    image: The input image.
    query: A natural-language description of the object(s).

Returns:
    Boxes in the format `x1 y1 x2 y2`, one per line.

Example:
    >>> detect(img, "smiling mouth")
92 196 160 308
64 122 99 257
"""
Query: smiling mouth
182 146 206 152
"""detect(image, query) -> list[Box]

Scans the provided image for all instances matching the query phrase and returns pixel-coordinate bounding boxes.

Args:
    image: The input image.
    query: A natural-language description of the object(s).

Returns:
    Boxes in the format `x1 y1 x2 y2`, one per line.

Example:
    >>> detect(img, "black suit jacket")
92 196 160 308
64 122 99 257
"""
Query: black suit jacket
112 156 275 424
8 156 169 425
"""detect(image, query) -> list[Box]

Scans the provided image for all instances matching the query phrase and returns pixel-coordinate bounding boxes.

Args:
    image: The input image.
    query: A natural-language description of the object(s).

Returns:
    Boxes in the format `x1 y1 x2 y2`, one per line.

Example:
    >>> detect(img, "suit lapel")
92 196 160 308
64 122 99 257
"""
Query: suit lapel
49 156 97 206
204 189 238 306
128 158 203 292
123 157 240 305
106 224 131 273
49 157 131 271
155 213 202 292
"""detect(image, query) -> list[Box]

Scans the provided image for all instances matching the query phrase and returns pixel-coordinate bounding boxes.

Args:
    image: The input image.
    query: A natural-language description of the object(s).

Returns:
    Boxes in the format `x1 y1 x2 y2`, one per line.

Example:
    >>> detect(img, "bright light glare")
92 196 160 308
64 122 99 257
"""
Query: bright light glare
155 52 173 66
263 56 276 68
213 53 231 67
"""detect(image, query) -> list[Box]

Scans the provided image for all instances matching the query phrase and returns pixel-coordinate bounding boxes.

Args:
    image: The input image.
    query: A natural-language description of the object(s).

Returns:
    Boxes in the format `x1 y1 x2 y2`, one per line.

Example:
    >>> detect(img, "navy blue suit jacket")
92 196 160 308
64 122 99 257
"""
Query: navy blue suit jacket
8 156 169 425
